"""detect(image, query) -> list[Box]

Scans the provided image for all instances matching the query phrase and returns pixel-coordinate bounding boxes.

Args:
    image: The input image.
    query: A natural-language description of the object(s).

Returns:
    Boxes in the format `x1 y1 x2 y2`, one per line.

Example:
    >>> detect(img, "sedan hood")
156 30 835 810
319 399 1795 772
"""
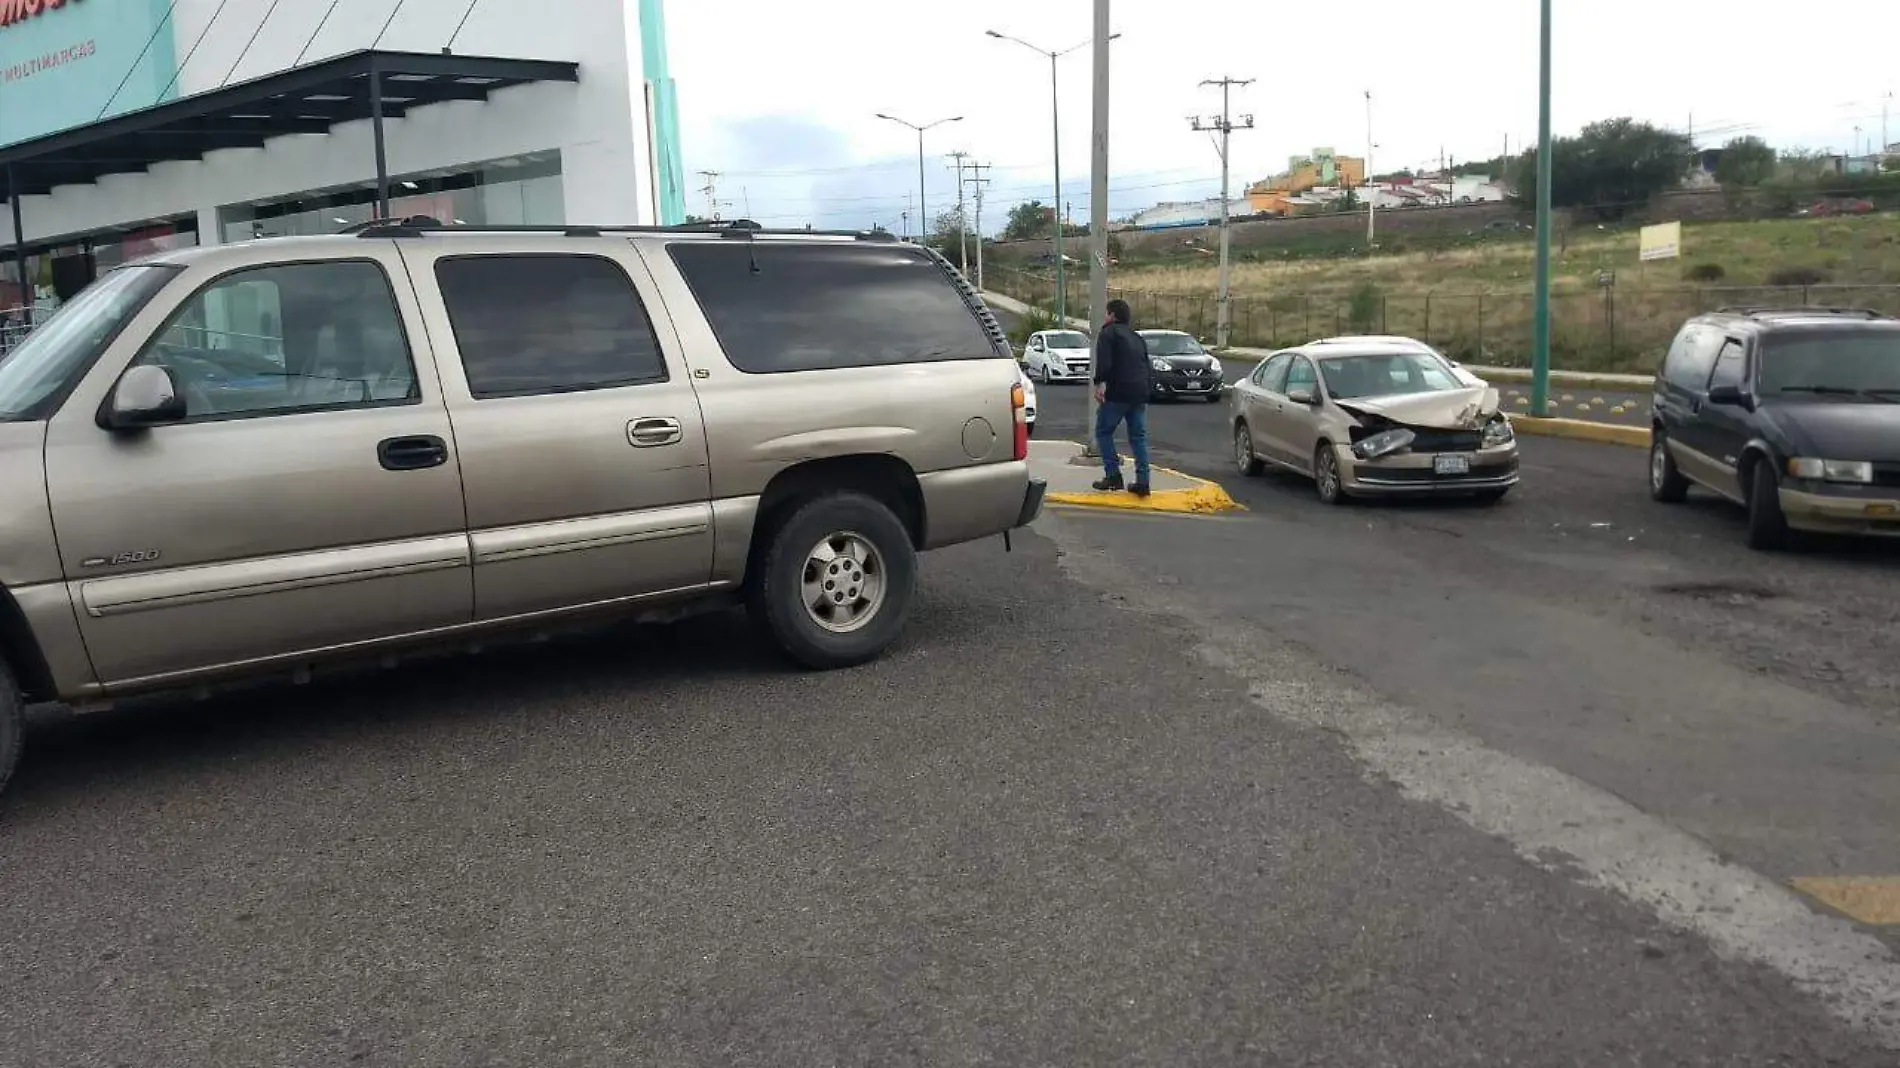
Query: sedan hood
1764 399 1900 461
1158 354 1215 370
1336 386 1501 429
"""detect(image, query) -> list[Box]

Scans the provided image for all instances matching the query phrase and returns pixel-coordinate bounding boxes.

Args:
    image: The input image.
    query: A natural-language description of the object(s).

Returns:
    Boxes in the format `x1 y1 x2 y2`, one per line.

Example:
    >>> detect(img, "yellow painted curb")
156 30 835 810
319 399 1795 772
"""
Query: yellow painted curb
1509 415 1651 449
1048 481 1243 515
1475 367 1652 392
1792 876 1900 925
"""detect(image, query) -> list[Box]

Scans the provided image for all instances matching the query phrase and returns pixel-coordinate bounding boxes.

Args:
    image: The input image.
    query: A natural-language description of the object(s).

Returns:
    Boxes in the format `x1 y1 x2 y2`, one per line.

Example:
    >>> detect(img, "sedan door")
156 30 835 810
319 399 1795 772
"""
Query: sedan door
1239 353 1294 464
1268 355 1326 471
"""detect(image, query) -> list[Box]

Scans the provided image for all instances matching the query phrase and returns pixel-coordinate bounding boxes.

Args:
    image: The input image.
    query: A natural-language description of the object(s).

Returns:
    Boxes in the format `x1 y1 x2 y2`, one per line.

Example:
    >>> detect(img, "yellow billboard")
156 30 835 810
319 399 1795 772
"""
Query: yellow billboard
1639 221 1682 262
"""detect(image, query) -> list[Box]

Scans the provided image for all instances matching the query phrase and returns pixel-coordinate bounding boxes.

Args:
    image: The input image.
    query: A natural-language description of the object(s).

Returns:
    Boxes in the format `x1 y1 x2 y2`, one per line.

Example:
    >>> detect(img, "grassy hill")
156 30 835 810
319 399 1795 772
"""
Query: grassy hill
990 214 1900 372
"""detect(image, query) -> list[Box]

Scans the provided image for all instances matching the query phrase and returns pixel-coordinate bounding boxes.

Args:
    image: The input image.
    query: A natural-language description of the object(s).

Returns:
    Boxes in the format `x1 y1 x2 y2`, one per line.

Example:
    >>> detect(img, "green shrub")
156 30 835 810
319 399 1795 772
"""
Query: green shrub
1347 281 1382 330
1682 263 1726 282
1765 265 1828 287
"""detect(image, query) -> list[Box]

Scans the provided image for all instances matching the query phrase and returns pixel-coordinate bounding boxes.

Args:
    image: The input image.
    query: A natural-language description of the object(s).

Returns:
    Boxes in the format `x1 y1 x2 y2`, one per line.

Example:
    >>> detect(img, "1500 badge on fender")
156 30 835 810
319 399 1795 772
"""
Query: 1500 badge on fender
81 549 162 568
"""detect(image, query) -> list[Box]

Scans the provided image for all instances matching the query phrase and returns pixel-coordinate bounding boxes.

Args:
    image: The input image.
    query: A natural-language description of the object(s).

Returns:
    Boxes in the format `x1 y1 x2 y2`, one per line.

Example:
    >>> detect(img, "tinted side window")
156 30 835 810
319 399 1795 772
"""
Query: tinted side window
135 260 416 420
668 243 1002 374
1708 339 1747 390
435 255 667 398
1255 353 1292 391
1665 325 1722 390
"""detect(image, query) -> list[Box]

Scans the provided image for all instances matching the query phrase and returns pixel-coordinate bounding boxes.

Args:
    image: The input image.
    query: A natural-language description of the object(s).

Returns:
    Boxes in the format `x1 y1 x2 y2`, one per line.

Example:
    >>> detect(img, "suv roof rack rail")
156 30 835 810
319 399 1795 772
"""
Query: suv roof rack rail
344 217 898 242
1712 305 1890 320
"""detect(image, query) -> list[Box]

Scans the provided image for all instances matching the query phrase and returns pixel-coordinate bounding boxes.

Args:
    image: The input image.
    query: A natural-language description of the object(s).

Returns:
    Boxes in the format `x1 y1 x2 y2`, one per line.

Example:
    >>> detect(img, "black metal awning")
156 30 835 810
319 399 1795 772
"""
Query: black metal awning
0 49 580 201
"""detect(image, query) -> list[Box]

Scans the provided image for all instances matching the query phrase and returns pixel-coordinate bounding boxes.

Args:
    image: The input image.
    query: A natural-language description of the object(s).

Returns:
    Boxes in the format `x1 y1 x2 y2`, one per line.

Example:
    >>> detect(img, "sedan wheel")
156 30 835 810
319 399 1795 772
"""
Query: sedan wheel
1235 422 1263 476
1314 443 1347 505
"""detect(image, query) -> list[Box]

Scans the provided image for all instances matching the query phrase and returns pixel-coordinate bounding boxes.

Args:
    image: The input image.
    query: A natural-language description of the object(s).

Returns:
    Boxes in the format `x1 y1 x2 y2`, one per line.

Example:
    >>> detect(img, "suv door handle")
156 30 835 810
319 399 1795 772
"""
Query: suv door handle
627 417 683 448
377 435 449 471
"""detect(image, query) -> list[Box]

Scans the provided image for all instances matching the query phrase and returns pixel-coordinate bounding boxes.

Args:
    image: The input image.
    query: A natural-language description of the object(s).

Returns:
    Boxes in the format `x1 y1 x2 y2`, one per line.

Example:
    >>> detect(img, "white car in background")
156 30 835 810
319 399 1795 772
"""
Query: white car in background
1021 329 1092 383
1018 364 1039 437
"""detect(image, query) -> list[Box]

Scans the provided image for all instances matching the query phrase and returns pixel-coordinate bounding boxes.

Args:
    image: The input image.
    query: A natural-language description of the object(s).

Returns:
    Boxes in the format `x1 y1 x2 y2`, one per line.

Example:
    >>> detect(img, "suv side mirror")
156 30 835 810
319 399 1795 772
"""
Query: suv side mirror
102 365 187 430
1286 387 1318 405
1706 384 1750 408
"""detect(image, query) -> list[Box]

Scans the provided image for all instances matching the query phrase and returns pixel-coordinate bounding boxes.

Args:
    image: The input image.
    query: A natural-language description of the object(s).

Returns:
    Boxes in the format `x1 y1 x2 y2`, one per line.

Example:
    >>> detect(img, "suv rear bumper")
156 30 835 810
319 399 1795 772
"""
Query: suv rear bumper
1016 478 1048 527
1780 487 1900 537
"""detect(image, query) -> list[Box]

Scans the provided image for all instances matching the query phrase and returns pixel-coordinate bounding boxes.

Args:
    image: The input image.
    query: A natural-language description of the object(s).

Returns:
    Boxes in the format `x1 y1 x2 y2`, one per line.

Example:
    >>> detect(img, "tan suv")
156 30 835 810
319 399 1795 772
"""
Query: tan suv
0 223 1043 792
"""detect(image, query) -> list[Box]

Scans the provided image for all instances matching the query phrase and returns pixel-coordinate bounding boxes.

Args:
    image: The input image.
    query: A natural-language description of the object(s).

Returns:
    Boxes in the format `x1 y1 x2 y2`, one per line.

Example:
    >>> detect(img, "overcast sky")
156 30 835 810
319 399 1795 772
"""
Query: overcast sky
664 0 1898 233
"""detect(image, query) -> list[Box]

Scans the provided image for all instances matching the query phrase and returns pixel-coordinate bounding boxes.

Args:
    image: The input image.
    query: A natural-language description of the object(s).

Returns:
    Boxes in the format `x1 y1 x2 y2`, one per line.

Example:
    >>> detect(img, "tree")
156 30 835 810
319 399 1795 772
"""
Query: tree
1715 136 1777 188
1002 200 1055 241
1510 118 1693 219
929 211 970 261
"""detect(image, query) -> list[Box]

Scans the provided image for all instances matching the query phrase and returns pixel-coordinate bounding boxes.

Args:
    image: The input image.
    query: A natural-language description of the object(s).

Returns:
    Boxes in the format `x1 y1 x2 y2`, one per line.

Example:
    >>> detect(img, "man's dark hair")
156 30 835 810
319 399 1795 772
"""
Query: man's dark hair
1106 298 1132 324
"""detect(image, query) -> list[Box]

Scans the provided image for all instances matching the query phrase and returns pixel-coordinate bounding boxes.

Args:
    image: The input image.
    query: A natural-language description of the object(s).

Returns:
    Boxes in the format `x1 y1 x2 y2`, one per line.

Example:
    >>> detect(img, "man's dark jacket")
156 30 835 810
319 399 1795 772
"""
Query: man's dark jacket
1094 323 1150 405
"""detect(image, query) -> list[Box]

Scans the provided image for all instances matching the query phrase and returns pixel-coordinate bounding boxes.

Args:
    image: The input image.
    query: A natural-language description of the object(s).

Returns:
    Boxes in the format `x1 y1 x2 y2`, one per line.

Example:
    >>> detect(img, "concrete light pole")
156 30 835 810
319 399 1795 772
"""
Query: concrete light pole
1530 0 1554 417
875 113 963 246
1086 0 1113 447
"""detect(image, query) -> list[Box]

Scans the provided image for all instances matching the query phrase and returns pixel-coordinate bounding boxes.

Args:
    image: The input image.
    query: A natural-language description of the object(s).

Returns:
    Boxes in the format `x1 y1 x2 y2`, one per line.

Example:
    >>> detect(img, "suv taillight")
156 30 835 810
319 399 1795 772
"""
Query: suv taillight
1010 382 1029 461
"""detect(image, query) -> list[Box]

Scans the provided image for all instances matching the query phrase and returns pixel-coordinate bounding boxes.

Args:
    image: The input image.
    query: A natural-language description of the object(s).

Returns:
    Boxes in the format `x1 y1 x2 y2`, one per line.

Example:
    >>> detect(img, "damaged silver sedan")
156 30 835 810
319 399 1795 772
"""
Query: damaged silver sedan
1228 339 1520 504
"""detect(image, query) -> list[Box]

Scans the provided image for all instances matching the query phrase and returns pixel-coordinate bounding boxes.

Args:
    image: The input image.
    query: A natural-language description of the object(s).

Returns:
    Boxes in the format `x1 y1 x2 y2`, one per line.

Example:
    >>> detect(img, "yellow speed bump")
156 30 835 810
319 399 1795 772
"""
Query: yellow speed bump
1792 876 1900 925
1048 475 1242 515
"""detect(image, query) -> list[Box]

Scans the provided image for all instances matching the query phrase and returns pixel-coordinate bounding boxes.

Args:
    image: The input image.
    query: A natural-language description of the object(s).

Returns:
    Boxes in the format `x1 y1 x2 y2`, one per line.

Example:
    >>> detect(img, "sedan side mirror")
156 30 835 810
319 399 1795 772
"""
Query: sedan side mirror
1286 388 1318 405
1706 384 1750 408
101 365 187 430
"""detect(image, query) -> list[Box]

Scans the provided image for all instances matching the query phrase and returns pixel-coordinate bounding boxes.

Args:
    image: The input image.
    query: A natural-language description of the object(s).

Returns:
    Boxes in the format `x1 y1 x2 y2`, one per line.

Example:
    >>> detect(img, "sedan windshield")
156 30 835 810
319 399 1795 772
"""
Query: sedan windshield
1144 333 1204 356
1758 332 1900 397
0 266 178 421
1320 351 1465 399
1045 331 1088 349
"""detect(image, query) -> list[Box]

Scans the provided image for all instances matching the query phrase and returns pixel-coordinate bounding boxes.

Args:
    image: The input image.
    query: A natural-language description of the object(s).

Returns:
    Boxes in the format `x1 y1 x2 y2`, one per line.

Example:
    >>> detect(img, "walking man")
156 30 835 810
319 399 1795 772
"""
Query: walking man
1092 298 1152 496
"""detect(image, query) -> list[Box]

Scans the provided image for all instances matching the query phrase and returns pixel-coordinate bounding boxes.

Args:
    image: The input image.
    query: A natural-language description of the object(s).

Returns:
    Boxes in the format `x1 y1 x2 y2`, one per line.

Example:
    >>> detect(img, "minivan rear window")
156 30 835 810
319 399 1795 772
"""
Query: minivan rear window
667 243 1005 374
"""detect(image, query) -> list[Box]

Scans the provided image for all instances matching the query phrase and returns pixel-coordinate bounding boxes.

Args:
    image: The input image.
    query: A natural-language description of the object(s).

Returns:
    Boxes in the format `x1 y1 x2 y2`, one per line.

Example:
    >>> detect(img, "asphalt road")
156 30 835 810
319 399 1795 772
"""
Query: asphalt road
2 539 1892 1066
1030 373 1900 900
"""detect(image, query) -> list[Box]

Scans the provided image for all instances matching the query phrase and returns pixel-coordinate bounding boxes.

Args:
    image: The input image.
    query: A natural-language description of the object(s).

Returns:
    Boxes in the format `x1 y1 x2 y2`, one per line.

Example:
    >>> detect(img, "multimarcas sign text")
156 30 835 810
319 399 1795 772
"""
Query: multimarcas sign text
0 0 83 31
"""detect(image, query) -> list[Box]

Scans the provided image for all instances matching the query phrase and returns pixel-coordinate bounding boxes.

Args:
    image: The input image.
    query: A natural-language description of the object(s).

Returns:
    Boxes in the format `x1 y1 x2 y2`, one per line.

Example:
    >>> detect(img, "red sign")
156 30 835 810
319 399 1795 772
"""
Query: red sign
0 0 82 32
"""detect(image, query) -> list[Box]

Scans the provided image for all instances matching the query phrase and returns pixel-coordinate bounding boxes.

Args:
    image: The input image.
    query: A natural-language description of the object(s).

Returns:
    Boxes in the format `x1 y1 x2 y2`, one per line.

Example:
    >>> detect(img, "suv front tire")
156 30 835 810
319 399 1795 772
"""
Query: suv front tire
1650 430 1690 503
751 492 918 669
1746 458 1792 551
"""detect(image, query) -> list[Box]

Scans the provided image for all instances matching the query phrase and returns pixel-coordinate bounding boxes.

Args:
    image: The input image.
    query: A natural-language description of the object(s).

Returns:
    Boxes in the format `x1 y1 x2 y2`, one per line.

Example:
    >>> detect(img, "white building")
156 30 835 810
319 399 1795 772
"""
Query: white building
1127 197 1253 229
2 0 685 314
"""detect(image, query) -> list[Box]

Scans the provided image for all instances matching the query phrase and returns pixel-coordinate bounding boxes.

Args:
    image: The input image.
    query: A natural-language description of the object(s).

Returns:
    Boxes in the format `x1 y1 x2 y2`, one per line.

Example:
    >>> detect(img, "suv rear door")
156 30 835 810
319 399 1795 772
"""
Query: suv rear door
1656 322 1729 491
398 239 715 621
1683 336 1753 501
44 247 472 688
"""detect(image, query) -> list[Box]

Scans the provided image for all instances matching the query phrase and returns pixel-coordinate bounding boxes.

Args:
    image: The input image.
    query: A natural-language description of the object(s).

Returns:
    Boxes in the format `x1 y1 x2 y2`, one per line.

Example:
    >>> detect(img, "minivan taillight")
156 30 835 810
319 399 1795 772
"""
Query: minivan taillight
1010 383 1029 461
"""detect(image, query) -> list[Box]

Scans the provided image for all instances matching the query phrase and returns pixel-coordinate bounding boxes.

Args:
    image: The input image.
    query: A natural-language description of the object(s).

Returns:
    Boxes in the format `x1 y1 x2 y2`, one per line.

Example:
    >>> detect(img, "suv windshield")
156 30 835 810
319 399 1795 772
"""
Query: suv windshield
1758 331 1900 397
0 265 178 421
1320 351 1465 399
1144 333 1203 356
1046 331 1088 349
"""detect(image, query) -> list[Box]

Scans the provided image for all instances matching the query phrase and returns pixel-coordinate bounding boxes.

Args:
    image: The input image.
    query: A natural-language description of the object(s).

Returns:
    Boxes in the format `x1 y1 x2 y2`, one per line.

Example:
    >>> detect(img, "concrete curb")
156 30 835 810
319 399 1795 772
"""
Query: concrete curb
1047 480 1244 515
1470 366 1651 391
1508 415 1651 449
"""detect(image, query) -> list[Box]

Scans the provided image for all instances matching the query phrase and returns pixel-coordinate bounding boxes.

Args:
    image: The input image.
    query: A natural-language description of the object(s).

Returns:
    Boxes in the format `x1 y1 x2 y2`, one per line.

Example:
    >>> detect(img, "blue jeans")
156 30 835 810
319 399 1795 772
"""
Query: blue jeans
1095 400 1150 484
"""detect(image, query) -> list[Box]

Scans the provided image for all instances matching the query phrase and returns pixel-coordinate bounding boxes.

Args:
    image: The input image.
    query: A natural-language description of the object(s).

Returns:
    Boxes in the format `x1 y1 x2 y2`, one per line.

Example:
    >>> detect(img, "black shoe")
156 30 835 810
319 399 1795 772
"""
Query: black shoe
1129 482 1151 498
1091 475 1125 491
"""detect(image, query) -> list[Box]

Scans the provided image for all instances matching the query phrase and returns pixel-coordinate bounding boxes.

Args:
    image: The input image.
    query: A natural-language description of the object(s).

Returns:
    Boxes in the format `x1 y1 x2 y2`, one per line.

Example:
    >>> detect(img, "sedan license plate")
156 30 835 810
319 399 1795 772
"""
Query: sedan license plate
1433 454 1473 476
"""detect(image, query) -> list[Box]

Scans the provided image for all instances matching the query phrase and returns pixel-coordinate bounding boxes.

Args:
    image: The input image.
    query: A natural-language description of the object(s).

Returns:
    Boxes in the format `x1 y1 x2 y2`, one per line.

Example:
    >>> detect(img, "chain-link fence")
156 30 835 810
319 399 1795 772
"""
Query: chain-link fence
985 268 1900 373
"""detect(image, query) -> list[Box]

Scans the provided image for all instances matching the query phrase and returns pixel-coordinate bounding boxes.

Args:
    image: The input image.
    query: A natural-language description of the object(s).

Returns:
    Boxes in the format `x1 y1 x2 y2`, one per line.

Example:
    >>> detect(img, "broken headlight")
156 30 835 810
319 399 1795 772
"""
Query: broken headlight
1482 416 1515 448
1352 427 1416 460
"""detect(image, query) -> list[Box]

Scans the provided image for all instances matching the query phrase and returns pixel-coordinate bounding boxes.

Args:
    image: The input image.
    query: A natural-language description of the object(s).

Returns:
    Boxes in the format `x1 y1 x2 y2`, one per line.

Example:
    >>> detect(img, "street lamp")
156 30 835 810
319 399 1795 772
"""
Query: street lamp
985 28 1120 326
875 113 963 250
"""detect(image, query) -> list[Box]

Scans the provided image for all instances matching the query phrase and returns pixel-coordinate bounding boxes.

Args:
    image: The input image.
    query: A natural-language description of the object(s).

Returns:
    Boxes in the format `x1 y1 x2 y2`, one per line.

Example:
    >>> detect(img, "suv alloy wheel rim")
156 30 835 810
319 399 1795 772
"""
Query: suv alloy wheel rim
802 531 887 633
1651 440 1668 491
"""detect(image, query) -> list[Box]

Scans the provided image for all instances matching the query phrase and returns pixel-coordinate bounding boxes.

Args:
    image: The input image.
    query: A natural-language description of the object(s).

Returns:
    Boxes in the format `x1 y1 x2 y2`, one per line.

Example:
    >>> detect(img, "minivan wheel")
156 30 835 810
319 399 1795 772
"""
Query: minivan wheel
751 492 917 669
1650 431 1690 503
0 658 22 799
1746 458 1791 552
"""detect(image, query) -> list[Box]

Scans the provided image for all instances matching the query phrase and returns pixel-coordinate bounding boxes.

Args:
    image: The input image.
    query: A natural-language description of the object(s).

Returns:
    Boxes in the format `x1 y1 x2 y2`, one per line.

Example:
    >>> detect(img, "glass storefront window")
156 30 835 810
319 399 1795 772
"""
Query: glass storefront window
220 151 565 242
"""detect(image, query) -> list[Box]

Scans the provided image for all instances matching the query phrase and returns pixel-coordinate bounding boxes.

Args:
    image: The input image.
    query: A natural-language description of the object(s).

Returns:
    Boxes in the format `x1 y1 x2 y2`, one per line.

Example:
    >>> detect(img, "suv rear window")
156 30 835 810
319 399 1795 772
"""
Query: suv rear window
668 243 1004 374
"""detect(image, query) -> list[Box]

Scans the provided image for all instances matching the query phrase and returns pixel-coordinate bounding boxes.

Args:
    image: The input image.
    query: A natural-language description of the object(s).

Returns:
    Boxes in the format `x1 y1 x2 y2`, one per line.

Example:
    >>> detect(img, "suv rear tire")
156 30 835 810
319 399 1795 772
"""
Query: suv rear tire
0 658 22 798
751 492 917 669
1746 458 1792 551
1650 430 1690 503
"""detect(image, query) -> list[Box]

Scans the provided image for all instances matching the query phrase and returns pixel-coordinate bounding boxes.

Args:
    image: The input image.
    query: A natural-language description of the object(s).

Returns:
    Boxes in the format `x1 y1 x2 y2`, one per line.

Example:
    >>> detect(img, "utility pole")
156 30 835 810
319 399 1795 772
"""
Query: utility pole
1365 91 1377 244
696 169 722 221
1884 92 1892 158
1192 77 1254 349
965 162 992 290
1085 0 1112 452
947 150 971 275
1530 0 1554 417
